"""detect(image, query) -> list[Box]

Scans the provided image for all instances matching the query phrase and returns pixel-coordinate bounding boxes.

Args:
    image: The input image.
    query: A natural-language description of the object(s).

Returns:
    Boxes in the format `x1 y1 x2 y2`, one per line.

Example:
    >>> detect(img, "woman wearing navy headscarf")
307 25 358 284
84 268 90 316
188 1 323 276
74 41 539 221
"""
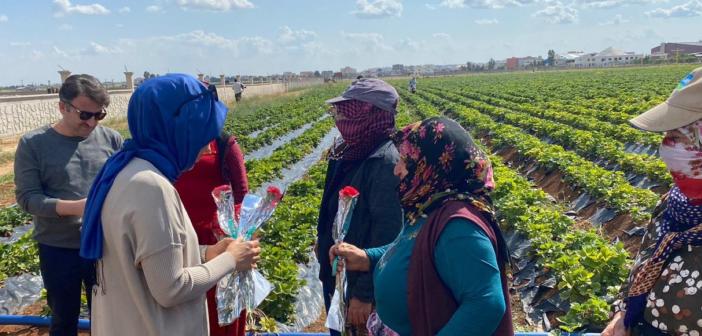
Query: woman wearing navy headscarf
80 74 261 336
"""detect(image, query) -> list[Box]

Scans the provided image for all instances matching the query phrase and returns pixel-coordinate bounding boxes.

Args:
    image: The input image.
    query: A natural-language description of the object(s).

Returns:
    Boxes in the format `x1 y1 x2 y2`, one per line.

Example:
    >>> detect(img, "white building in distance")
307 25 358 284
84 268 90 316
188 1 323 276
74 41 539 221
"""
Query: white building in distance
574 47 643 68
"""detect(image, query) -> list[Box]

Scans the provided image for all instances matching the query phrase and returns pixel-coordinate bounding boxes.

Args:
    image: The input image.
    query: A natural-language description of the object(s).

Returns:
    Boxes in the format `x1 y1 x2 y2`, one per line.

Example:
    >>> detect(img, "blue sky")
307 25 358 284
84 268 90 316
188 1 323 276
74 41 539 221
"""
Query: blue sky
0 0 701 86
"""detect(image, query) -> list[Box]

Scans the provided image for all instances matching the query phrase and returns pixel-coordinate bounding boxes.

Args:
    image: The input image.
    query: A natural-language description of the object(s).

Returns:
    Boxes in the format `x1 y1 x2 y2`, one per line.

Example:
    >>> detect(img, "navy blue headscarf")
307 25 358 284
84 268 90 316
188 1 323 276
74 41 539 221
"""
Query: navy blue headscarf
80 73 228 260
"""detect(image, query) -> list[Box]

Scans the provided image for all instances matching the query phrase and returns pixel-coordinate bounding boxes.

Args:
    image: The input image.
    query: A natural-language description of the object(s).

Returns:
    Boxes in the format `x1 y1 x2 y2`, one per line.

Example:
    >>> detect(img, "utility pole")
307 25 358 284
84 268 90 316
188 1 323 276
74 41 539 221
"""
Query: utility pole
671 48 684 64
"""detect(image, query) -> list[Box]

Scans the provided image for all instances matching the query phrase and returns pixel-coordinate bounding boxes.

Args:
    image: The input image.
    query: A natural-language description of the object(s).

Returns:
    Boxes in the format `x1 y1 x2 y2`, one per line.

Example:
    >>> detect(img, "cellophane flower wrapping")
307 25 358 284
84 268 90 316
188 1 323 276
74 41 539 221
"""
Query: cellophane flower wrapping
325 186 360 334
212 185 283 326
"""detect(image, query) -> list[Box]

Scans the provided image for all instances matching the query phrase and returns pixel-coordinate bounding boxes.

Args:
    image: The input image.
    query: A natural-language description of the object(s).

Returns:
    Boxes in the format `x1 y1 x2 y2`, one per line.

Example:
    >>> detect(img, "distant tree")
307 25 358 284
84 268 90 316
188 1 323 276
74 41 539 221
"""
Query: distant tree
488 58 496 71
314 71 321 77
547 49 556 66
143 71 151 80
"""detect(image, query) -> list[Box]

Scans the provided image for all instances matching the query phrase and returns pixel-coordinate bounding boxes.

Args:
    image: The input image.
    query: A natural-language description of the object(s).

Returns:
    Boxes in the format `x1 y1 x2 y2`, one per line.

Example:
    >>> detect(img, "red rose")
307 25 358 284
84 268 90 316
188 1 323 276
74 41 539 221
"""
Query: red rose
266 185 284 201
339 186 360 199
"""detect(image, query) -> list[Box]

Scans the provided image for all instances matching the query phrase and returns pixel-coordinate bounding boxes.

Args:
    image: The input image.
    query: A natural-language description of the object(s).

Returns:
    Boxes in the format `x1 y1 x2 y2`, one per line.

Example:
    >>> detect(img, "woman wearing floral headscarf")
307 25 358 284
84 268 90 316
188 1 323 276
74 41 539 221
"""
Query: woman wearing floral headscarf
603 67 702 336
317 78 404 335
331 117 513 336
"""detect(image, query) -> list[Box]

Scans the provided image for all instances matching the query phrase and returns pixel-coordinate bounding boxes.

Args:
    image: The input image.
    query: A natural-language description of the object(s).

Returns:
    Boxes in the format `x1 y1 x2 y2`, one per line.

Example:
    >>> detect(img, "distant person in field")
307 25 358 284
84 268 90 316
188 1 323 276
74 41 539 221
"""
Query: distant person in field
330 117 513 336
14 74 123 336
317 78 403 335
603 67 702 336
408 77 417 93
80 74 261 336
174 82 249 336
232 78 246 102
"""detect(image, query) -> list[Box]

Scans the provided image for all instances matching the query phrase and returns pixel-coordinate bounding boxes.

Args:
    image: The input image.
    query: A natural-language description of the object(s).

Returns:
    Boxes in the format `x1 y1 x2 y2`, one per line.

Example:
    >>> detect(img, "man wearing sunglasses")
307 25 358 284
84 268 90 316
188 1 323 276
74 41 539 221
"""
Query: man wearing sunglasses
14 74 123 336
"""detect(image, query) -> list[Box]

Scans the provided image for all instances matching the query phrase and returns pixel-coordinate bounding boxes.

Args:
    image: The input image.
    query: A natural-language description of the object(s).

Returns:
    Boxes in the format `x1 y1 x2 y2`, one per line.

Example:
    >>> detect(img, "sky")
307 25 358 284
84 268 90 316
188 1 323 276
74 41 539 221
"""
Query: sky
0 0 701 86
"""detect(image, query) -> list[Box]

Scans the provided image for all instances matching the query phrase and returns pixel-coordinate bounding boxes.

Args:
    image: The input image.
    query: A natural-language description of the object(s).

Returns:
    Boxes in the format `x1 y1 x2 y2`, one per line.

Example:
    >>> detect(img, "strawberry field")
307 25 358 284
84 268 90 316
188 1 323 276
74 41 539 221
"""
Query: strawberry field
0 65 697 334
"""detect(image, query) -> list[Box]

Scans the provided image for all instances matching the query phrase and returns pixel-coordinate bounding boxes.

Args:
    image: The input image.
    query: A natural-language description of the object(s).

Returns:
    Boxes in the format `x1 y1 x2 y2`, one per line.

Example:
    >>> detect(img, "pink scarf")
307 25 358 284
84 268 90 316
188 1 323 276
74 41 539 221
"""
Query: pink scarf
659 120 702 202
331 99 395 161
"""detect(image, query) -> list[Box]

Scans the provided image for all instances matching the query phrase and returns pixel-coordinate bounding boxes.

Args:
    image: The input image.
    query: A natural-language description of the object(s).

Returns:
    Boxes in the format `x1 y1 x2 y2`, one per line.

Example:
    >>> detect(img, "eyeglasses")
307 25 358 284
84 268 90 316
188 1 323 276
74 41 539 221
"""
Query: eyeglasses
63 101 107 121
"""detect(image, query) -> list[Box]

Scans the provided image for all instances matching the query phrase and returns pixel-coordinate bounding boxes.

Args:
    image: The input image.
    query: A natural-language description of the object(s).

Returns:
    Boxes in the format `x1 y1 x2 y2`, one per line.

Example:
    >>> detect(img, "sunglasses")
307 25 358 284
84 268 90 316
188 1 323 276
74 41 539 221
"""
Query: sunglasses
63 101 107 121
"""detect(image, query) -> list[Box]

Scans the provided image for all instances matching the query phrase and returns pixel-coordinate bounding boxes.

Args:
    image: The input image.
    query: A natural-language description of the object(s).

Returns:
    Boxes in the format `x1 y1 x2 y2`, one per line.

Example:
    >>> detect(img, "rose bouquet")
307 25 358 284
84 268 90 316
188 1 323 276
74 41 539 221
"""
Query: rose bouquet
212 185 284 326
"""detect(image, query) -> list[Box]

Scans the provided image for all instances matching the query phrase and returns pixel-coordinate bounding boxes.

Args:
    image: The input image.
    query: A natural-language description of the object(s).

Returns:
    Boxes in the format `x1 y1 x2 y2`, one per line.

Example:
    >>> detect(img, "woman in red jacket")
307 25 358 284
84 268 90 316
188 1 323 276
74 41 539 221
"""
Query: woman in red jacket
175 132 249 336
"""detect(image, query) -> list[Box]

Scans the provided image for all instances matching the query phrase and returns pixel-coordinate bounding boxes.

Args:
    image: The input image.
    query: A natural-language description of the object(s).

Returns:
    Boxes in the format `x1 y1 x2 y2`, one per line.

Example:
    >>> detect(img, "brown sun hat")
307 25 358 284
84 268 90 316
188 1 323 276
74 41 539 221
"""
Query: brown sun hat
630 67 702 132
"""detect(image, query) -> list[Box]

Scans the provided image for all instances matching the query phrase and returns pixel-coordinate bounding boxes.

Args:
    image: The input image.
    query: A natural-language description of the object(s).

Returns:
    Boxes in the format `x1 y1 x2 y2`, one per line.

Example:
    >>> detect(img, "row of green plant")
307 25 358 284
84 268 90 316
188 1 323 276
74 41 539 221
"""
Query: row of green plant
237 104 326 154
226 85 342 137
491 158 629 331
245 118 335 190
0 205 32 237
255 161 327 328
0 231 39 283
431 86 663 148
451 66 688 114
422 88 671 186
411 89 659 223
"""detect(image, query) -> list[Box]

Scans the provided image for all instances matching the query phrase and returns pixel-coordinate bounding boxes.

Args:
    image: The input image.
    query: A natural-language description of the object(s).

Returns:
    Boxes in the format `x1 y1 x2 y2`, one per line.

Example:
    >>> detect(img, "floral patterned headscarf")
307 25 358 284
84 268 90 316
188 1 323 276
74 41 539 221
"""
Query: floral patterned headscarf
391 117 495 224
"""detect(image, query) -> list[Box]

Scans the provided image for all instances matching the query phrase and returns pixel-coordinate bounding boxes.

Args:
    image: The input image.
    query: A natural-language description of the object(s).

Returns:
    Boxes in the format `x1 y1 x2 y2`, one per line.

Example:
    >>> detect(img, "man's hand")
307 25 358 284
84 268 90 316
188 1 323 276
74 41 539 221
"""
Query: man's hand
56 198 87 217
347 297 372 326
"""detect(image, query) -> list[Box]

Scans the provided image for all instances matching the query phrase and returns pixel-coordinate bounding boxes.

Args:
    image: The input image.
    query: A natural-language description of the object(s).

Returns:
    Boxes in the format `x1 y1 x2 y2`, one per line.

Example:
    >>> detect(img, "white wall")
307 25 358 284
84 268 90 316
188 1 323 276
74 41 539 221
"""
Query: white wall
0 83 319 137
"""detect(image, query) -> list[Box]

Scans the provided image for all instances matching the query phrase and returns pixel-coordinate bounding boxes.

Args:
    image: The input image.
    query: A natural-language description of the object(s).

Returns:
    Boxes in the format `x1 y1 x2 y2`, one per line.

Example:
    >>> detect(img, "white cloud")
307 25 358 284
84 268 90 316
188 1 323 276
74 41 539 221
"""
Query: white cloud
396 38 424 51
53 0 110 17
147 30 274 56
88 42 124 55
425 3 437 9
598 14 629 25
59 23 73 30
353 0 403 18
9 42 31 47
30 50 44 61
52 46 71 58
646 0 702 17
115 23 125 28
118 6 131 13
577 0 668 9
238 36 274 54
475 18 499 24
278 26 317 44
0 15 7 23
342 32 393 52
146 5 163 13
440 0 536 9
176 0 254 11
533 1 578 23
432 32 452 40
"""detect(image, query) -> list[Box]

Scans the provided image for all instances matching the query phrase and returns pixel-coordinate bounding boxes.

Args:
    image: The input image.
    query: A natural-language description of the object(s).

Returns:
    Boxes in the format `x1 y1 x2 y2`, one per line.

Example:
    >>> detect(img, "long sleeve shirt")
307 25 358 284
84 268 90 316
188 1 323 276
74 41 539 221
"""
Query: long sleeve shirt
92 158 236 336
367 217 506 336
14 125 123 248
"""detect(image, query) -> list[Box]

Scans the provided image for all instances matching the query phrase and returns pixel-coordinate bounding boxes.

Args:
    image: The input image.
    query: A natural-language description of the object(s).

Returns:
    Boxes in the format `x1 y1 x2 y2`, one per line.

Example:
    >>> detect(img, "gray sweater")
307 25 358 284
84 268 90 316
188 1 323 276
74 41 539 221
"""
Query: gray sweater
14 124 123 249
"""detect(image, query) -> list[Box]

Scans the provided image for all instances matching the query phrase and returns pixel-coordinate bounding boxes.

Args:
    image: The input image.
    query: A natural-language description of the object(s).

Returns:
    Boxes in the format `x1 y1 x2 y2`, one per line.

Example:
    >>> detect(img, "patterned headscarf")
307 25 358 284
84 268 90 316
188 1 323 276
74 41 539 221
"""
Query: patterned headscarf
391 117 495 224
329 99 396 161
659 120 702 202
